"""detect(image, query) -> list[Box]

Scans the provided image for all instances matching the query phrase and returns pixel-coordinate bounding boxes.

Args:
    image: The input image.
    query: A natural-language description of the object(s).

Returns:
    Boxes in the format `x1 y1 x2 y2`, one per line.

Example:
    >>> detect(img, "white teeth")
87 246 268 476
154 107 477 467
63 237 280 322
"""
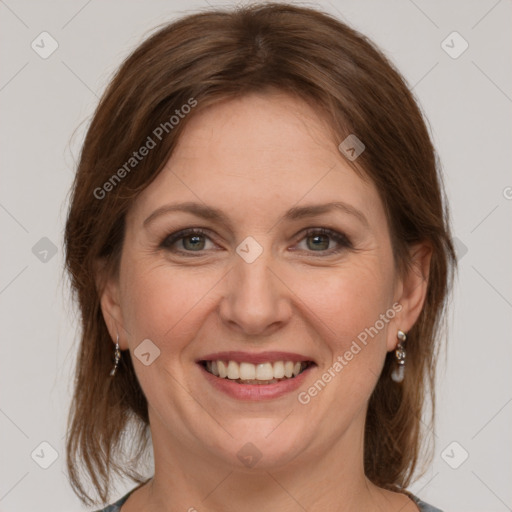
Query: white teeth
218 360 227 378
256 362 274 380
227 361 239 379
273 361 285 379
239 362 256 380
204 359 311 381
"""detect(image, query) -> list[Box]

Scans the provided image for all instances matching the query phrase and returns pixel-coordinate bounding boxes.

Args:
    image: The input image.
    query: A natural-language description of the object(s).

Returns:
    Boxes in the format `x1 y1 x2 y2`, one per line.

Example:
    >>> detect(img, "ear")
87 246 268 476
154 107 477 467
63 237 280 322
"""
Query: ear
388 241 432 351
95 258 129 350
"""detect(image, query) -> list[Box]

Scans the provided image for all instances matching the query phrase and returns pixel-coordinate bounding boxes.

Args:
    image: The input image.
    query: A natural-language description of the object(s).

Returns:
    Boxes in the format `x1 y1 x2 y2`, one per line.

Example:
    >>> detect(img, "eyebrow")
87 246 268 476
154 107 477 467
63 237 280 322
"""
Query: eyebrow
143 200 369 229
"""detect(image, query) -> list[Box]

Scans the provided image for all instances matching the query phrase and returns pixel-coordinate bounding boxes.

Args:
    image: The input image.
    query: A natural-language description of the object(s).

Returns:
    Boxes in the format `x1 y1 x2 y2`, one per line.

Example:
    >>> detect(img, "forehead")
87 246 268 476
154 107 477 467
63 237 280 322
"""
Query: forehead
128 92 385 231
172 92 344 182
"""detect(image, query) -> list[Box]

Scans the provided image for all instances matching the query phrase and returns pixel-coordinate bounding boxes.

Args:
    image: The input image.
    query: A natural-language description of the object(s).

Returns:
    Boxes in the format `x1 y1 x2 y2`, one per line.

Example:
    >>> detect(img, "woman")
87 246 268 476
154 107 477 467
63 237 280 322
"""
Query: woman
64 3 456 511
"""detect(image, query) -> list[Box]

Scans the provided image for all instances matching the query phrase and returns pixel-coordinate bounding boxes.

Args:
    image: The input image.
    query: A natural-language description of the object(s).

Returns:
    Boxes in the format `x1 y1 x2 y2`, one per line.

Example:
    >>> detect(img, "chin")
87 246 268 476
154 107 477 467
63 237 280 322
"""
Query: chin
210 417 310 469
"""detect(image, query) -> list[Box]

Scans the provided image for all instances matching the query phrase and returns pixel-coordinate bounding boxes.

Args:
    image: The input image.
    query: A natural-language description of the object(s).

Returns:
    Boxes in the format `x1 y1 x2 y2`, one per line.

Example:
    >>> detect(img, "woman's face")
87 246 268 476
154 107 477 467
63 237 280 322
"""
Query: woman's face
102 92 416 472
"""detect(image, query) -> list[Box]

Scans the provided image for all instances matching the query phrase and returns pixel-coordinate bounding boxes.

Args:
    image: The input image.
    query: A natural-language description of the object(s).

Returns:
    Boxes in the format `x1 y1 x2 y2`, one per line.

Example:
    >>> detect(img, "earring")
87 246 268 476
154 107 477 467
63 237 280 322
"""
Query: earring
391 330 407 382
109 333 121 377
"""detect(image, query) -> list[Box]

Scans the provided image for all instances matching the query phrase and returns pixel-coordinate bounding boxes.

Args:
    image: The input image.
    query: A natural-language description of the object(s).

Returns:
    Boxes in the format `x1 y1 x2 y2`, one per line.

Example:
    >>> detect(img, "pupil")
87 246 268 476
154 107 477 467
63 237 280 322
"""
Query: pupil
308 234 329 251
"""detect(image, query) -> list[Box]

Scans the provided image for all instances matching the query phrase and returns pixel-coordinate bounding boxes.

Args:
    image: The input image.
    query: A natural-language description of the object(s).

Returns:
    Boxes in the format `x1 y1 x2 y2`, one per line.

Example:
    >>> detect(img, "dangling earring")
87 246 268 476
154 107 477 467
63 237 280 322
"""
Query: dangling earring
109 333 121 377
391 330 407 382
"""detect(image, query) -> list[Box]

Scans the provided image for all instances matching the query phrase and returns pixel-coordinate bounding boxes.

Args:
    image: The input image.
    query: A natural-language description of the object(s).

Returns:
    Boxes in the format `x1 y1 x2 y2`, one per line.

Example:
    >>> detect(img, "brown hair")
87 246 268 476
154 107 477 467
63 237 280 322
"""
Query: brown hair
64 2 456 505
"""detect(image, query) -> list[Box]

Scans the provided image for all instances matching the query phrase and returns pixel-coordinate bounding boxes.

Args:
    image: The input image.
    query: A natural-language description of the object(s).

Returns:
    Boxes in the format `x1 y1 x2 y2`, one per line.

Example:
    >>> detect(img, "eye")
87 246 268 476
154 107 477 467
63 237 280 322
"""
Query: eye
160 227 352 257
160 228 216 254
293 228 352 255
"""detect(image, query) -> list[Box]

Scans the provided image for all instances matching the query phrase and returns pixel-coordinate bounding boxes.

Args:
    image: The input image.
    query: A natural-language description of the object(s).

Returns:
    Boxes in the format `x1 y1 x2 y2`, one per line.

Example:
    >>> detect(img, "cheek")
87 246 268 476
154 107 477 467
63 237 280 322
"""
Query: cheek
118 258 220 408
294 260 394 398
120 257 218 347
302 261 393 340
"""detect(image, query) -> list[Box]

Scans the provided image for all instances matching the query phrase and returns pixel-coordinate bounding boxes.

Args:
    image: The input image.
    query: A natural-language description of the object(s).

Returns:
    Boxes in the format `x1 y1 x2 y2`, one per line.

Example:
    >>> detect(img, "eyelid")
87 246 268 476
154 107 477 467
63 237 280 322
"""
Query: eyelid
301 227 352 247
159 227 218 251
159 226 352 256
290 227 352 256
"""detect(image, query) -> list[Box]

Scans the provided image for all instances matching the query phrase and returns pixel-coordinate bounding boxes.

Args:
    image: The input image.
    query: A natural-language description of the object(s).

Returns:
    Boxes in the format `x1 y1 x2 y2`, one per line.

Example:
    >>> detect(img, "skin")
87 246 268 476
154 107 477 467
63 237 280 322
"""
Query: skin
99 92 431 512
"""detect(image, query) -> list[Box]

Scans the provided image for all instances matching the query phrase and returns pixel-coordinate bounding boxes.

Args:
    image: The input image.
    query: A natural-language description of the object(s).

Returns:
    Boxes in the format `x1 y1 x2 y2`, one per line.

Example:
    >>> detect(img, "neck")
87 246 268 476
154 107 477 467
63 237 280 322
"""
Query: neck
139 407 397 512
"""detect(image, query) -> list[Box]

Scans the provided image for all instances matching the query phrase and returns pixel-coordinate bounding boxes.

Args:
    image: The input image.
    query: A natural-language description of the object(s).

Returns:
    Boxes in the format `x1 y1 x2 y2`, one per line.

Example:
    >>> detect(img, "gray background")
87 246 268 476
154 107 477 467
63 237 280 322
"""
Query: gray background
0 0 511 511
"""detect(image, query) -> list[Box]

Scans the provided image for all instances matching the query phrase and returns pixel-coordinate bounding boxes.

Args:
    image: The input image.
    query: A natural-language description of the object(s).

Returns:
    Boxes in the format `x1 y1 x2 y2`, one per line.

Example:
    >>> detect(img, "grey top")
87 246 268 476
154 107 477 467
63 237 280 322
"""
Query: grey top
94 487 443 511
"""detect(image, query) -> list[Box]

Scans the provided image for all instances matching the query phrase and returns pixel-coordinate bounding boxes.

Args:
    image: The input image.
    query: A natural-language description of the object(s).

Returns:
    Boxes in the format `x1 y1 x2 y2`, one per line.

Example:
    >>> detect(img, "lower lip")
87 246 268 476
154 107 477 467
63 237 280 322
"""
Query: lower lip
198 363 315 401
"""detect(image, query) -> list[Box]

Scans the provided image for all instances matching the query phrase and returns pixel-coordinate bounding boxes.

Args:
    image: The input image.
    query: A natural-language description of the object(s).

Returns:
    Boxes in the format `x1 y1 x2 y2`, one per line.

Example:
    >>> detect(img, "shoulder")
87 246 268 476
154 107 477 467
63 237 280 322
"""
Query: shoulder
409 493 444 512
92 488 443 512
92 489 133 512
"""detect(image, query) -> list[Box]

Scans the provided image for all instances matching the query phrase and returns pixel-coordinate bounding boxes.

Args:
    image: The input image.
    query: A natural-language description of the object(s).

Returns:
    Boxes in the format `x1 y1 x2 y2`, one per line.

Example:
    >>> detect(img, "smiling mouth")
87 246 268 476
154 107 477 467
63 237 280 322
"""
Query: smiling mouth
199 360 315 384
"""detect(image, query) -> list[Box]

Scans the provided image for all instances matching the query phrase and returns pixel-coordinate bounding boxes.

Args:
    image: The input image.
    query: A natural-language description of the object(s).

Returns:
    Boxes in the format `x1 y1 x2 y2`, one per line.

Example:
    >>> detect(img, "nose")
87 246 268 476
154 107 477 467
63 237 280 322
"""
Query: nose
218 247 293 337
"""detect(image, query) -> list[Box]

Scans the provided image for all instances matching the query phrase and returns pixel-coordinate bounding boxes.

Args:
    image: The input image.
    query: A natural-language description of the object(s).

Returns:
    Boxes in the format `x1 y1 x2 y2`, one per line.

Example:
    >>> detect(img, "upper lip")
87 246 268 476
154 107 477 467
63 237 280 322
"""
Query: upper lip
197 351 316 365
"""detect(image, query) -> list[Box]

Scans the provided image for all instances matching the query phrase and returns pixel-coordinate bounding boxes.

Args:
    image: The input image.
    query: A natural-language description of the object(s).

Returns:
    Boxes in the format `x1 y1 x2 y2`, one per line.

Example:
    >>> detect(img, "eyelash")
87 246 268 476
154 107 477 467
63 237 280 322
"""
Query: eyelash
159 227 352 257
